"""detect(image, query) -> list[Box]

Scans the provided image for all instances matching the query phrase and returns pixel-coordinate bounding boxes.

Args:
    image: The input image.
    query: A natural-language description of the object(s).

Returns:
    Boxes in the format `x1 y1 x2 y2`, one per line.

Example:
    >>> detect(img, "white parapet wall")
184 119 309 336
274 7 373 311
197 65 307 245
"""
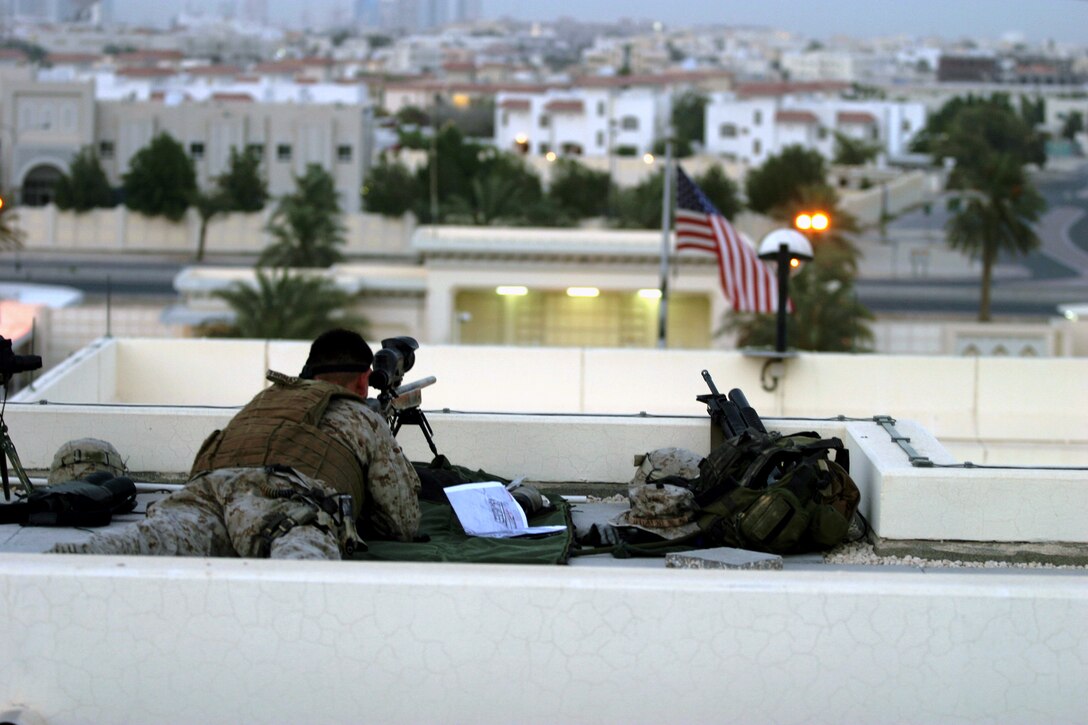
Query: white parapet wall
3 338 1087 724
16 337 1088 466
0 555 1085 725
6 381 1087 546
9 336 1088 544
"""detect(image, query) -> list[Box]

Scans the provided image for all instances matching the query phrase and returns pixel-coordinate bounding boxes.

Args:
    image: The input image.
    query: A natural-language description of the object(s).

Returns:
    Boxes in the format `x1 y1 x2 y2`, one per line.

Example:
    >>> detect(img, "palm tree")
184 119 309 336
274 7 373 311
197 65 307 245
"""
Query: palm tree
205 269 366 340
946 155 1045 322
722 262 875 352
261 165 345 268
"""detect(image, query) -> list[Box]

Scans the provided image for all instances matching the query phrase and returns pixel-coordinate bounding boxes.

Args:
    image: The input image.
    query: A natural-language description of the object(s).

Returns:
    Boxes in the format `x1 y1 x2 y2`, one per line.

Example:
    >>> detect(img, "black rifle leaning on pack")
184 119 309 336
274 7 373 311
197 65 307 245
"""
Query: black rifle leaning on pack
696 369 767 448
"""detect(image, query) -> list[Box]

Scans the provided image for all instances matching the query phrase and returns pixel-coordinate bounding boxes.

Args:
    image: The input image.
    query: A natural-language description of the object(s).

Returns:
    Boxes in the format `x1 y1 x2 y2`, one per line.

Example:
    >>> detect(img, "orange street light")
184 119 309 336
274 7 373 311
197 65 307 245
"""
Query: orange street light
794 210 831 234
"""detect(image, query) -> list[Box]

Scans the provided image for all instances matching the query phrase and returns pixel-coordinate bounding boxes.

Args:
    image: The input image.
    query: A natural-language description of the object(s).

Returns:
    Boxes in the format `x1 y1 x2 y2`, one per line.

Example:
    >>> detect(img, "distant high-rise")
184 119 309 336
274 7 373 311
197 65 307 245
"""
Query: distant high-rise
242 0 267 24
354 0 378 27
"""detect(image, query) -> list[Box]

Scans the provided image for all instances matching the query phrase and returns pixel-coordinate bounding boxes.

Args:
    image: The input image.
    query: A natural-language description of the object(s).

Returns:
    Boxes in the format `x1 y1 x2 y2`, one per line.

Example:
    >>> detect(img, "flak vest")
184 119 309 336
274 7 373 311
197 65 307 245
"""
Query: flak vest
190 371 368 516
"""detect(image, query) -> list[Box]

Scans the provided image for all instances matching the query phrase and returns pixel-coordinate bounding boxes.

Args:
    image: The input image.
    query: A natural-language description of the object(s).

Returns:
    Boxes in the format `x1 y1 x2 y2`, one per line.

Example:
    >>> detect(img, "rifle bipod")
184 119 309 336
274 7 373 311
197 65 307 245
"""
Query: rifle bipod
392 408 439 458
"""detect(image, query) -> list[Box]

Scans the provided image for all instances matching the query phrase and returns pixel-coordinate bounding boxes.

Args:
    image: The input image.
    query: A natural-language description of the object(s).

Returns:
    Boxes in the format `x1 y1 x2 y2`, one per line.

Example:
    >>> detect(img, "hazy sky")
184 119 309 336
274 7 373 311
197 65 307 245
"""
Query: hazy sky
487 0 1088 43
112 0 1088 44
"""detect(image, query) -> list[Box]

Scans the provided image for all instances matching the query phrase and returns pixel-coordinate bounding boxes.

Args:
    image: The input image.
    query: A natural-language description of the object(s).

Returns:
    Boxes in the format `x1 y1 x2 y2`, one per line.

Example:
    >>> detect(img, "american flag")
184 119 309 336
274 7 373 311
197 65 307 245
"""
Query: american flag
675 166 781 313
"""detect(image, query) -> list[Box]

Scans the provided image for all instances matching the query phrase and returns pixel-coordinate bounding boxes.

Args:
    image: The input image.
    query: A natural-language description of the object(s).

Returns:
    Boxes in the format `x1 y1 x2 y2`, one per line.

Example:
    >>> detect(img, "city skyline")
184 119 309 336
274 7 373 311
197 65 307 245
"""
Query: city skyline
99 0 1088 44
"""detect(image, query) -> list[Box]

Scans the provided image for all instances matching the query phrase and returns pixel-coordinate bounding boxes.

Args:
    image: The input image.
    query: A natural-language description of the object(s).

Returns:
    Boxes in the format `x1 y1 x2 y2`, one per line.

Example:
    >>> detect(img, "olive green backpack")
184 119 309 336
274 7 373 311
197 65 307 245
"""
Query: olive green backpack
690 431 862 554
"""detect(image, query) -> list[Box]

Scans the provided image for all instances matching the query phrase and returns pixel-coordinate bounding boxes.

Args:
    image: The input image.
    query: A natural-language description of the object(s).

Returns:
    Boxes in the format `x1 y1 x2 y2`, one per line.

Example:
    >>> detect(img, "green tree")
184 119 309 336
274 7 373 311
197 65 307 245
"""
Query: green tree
122 133 196 221
912 94 1046 168
414 123 485 222
362 157 420 217
192 147 269 260
190 189 230 262
832 131 880 166
613 166 742 230
935 101 1046 181
612 170 665 229
216 147 269 212
934 101 1048 321
694 165 743 219
672 91 708 155
53 146 115 212
946 155 1045 322
1061 111 1084 141
722 264 875 352
396 105 430 127
744 145 828 214
261 164 345 268
444 152 545 225
1019 95 1046 127
206 269 365 339
547 158 612 219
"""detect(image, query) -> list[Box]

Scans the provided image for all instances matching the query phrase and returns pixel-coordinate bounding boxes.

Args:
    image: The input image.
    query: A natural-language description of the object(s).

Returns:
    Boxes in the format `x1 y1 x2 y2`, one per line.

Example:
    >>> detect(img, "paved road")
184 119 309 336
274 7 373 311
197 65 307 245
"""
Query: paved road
0 252 247 298
853 158 1088 317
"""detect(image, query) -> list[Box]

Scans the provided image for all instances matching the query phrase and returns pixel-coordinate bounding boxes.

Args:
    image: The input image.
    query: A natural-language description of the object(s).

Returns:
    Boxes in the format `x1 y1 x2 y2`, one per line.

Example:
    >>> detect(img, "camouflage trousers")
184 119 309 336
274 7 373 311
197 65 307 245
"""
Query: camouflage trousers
49 468 341 559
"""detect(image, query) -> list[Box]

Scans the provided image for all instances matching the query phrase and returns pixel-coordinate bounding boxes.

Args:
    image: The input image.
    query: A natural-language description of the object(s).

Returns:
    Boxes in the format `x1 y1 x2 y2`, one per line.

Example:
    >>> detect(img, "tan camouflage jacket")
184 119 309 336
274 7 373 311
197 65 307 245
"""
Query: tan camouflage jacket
319 398 421 542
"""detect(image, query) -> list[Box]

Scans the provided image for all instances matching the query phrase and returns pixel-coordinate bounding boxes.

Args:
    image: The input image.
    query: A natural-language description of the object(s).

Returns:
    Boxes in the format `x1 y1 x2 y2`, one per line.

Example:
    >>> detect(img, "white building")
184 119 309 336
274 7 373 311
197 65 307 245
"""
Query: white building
704 85 926 165
495 86 661 158
0 77 373 211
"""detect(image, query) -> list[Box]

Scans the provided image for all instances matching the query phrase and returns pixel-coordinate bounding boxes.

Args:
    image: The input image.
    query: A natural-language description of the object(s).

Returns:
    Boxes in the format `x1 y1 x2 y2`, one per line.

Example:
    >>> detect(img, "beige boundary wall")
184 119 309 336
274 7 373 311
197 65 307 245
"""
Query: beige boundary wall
15 206 417 257
12 167 930 257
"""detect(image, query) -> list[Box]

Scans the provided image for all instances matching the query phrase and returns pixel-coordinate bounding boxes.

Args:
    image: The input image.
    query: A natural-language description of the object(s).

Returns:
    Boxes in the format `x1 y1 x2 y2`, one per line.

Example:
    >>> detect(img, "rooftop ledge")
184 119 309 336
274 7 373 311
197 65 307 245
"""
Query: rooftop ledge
6 336 1088 547
2 350 1087 723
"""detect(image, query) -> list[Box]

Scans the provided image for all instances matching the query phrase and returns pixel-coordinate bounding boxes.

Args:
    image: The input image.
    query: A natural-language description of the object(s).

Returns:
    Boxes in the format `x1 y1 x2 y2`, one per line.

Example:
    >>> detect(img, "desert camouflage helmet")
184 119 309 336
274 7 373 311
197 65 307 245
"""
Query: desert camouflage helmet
608 447 703 541
48 438 127 484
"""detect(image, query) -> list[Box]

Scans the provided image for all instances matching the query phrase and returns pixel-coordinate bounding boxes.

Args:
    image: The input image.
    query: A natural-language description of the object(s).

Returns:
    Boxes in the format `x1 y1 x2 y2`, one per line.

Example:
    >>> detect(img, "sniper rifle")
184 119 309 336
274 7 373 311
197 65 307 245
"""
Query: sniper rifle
367 336 439 457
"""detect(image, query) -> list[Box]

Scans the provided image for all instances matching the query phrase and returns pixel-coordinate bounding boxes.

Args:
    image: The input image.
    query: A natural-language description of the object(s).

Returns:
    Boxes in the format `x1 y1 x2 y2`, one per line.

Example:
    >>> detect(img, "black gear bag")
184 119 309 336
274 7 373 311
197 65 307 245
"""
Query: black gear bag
0 471 138 528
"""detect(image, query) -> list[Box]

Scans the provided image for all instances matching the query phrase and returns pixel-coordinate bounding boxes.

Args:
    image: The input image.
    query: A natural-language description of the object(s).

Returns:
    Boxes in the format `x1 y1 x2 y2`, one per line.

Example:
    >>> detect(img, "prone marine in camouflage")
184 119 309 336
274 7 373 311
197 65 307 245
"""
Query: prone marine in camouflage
50 329 421 559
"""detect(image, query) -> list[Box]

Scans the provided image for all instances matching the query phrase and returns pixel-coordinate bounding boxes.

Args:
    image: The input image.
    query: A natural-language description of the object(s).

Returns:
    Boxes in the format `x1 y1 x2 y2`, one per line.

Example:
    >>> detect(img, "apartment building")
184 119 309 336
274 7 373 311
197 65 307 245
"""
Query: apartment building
703 84 926 165
0 77 371 211
492 72 732 159
495 86 659 158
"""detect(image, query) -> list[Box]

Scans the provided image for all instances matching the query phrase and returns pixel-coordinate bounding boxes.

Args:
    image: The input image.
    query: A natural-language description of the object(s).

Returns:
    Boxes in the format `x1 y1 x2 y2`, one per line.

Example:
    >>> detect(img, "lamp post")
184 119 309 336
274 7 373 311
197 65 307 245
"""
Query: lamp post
757 228 813 354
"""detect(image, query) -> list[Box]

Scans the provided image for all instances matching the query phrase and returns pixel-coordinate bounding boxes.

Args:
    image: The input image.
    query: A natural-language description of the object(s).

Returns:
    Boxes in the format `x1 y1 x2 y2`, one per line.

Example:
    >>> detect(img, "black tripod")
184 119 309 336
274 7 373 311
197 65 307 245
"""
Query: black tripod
0 376 35 501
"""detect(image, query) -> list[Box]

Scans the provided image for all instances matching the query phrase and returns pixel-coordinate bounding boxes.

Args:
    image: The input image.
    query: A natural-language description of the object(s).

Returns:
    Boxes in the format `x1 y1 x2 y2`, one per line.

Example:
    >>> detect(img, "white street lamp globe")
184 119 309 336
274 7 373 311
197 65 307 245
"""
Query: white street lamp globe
758 228 813 262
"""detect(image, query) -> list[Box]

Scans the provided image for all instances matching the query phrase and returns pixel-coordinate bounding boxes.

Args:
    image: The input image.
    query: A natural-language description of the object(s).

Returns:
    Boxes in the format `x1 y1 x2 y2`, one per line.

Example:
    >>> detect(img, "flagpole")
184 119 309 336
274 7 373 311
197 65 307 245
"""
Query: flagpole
656 125 673 349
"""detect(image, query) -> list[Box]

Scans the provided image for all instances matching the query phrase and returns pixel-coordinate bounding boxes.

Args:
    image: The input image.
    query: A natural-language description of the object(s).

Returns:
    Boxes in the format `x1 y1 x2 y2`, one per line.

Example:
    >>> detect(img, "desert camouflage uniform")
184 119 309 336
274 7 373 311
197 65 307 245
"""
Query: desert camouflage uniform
51 397 421 559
